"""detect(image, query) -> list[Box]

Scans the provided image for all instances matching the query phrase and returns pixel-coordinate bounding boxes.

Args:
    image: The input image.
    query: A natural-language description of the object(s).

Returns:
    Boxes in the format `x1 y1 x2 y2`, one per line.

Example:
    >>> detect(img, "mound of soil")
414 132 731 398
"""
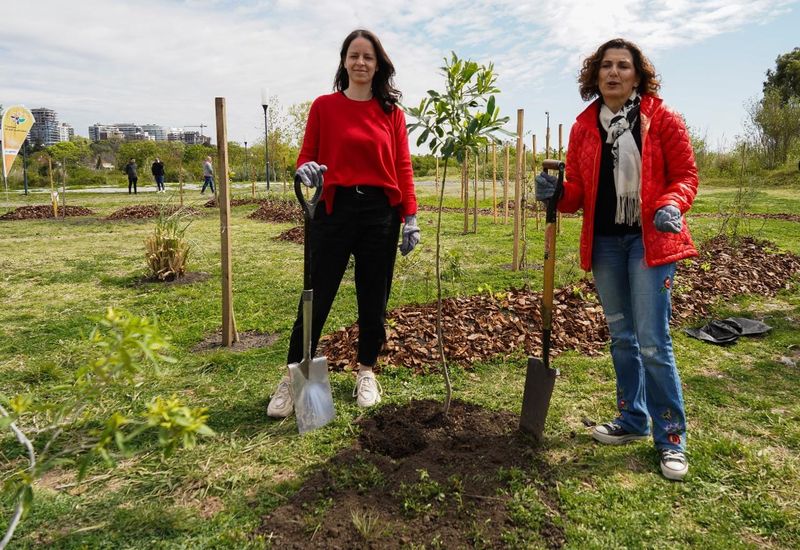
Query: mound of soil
106 205 202 220
320 236 800 372
203 197 266 208
256 400 564 549
0 205 95 220
248 198 302 224
273 226 303 244
691 212 800 223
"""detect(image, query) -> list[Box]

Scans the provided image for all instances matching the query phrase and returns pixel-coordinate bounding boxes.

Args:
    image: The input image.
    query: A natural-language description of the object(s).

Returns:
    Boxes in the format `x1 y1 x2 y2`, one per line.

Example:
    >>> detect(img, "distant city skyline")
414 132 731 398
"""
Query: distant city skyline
3 0 799 152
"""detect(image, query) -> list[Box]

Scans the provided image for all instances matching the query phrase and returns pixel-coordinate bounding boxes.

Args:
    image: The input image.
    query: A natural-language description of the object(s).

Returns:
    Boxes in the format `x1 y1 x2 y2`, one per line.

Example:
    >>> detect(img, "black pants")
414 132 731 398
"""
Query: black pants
287 185 401 366
128 176 138 194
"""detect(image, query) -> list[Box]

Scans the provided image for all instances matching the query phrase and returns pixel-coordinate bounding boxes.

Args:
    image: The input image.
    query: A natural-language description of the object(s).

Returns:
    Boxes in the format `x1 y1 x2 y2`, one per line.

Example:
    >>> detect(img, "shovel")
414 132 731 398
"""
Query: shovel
288 177 336 434
519 159 565 442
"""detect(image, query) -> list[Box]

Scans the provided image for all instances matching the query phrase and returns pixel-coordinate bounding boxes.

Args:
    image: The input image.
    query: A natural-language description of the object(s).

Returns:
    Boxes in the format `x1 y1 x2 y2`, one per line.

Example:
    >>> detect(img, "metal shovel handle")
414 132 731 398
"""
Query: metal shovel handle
540 159 565 368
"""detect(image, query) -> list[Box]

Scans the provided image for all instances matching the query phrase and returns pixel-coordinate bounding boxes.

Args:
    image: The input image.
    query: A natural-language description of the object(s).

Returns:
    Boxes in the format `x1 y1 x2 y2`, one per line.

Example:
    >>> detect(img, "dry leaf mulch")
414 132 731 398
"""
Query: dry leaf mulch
247 198 302 224
319 236 800 373
106 205 202 220
690 212 800 223
272 226 303 244
203 197 266 208
0 205 95 220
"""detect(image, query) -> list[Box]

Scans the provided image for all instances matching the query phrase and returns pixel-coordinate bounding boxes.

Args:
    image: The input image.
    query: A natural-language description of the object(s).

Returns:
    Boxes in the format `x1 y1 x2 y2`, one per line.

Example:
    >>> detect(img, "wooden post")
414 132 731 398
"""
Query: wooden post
532 134 540 230
482 145 487 200
462 150 469 234
512 109 523 271
48 157 57 217
215 97 239 346
520 143 528 269
491 142 497 223
61 158 67 219
558 123 563 234
178 159 184 207
503 144 510 224
473 151 478 233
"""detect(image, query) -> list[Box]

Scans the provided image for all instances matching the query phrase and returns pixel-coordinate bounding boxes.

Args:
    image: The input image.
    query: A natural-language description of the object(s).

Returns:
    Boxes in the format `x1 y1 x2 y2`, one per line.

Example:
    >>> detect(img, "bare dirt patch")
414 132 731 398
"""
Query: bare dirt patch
256 399 565 549
138 272 211 285
0 205 95 220
320 236 800 372
192 329 279 353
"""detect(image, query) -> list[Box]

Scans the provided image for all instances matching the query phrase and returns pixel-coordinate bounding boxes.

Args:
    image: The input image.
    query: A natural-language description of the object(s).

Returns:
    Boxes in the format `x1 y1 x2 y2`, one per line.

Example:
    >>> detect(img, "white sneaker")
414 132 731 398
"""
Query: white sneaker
353 370 382 408
660 449 689 481
267 375 293 418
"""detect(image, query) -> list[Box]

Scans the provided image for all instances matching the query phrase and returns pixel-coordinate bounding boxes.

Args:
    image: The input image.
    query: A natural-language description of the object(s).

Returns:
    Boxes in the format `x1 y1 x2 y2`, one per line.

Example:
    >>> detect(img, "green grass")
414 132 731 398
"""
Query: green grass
1 179 800 548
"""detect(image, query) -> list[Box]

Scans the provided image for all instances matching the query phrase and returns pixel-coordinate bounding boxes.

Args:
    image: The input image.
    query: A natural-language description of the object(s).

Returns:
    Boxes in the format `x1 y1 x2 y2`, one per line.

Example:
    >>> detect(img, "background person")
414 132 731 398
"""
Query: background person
151 157 165 192
535 38 698 481
267 29 420 419
124 159 138 194
201 156 215 194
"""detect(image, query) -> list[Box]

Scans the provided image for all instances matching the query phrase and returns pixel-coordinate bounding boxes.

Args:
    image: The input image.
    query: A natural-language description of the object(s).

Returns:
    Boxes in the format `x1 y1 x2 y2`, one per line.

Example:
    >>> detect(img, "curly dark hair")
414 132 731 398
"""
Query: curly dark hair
578 38 660 101
334 29 401 114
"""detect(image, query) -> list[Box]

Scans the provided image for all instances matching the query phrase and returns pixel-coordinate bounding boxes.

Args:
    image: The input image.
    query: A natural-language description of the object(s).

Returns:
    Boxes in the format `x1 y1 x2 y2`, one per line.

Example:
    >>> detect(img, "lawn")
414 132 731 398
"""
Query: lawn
1 178 799 548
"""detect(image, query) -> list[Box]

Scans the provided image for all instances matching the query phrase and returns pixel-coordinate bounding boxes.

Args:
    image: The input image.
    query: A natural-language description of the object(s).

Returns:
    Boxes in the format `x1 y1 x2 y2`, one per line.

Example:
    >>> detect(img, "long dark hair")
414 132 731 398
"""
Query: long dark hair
578 38 660 101
334 29 401 114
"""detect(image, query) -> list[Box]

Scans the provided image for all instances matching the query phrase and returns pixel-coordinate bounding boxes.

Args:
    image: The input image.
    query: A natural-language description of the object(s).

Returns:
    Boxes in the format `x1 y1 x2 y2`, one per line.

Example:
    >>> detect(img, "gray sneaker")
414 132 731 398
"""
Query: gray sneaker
267 375 293 418
660 449 689 481
591 422 649 445
353 370 382 408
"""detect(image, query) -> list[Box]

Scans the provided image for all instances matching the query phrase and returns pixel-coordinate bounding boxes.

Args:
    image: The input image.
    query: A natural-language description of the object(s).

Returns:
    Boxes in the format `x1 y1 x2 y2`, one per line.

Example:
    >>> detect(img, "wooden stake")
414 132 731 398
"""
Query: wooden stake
48 157 57 217
463 150 469 234
503 144 510 224
178 159 184 208
473 151 478 233
491 142 497 223
532 134 540 230
513 109 523 271
61 158 67 220
215 97 238 346
482 145 487 200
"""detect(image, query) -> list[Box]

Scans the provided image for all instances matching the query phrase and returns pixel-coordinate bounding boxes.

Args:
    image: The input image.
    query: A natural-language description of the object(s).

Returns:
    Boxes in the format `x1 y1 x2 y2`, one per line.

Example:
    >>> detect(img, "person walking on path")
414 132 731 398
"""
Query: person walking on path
201 156 215 194
151 157 165 192
535 38 698 481
124 159 138 194
267 29 420 419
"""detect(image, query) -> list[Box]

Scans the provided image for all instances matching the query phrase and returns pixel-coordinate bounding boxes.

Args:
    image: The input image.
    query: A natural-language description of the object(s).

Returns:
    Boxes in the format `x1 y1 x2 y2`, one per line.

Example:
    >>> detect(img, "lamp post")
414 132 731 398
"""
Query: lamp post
261 88 270 192
244 140 248 181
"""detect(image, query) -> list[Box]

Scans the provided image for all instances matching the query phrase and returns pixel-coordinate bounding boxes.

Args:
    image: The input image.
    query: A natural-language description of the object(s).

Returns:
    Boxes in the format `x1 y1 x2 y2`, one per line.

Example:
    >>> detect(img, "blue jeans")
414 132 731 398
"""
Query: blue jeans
201 176 215 194
592 234 686 451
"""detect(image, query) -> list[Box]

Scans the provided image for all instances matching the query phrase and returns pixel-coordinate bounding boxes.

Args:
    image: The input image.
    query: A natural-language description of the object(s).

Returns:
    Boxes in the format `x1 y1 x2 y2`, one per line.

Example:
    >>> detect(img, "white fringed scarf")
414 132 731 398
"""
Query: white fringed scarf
599 92 642 225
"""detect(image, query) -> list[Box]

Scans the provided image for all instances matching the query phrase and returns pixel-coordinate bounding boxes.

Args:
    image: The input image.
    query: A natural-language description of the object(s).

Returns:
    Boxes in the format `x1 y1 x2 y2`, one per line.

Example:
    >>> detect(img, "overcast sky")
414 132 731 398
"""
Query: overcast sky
2 0 798 152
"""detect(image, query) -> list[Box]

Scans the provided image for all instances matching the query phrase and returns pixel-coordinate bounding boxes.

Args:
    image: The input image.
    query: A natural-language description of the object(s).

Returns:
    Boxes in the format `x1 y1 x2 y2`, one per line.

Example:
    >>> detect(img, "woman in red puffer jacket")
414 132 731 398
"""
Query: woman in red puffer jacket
535 38 698 481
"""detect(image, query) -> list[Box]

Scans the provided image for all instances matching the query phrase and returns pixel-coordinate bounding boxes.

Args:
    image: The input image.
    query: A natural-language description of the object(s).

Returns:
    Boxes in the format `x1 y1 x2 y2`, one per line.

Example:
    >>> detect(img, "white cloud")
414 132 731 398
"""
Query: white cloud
1 0 793 148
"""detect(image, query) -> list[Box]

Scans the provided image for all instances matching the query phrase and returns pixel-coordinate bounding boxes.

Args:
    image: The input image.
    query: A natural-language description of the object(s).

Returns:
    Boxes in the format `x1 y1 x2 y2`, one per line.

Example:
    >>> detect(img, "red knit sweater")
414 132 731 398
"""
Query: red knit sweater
297 92 417 218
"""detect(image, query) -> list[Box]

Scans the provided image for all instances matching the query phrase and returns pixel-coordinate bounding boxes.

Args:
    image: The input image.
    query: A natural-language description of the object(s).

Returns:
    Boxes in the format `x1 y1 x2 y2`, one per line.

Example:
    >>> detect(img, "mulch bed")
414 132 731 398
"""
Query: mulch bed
247 198 302 224
273 226 304 244
320 236 800 373
0 205 95 220
203 197 266 208
691 212 800 223
256 399 565 549
106 205 202 220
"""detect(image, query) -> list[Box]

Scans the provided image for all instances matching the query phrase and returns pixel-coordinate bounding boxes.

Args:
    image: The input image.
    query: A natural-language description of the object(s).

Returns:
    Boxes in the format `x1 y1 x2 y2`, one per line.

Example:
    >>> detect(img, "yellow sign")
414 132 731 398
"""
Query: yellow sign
1 105 35 179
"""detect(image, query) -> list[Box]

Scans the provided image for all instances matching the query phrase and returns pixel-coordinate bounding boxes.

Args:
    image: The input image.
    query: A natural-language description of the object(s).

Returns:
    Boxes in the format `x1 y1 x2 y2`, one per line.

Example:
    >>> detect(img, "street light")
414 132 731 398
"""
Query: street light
261 88 270 192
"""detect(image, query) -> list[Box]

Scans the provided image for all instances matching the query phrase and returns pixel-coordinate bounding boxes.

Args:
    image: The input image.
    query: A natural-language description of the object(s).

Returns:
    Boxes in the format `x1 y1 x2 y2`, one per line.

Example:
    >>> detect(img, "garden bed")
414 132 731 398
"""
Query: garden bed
106 204 202 220
247 198 302 224
0 205 95 220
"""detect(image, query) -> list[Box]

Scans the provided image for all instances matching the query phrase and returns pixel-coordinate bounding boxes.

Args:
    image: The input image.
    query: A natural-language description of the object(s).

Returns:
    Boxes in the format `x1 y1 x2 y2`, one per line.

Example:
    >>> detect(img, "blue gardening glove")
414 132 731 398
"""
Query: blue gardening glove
399 214 420 256
654 205 682 233
295 161 327 188
534 172 558 202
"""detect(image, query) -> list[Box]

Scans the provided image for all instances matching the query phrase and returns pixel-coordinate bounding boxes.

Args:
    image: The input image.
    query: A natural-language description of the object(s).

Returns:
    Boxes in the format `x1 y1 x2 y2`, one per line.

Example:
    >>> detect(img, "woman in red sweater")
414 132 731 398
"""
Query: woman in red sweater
536 39 698 480
268 29 419 418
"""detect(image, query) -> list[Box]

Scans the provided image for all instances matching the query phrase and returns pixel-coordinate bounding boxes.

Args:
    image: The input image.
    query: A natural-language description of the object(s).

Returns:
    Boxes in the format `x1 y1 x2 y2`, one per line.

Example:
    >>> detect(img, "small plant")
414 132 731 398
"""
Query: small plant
350 508 382 542
329 458 385 494
145 206 192 281
302 497 333 538
441 249 464 282
0 308 213 549
395 469 447 518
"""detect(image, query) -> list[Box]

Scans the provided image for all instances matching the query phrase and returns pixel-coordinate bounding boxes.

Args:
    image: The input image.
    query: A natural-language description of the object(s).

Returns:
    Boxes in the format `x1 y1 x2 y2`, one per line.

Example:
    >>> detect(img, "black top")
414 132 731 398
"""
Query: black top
594 115 642 236
151 160 165 177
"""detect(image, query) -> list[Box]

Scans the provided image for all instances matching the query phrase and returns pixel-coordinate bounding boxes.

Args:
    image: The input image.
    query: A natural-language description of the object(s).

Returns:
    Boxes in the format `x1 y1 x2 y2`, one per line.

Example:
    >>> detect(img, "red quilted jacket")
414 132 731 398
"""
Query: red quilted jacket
559 95 699 271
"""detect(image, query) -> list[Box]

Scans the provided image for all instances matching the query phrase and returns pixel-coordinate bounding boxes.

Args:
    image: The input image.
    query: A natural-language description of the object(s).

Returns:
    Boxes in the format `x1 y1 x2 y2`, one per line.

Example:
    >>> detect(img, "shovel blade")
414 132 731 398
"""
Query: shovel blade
288 356 335 434
519 356 558 443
